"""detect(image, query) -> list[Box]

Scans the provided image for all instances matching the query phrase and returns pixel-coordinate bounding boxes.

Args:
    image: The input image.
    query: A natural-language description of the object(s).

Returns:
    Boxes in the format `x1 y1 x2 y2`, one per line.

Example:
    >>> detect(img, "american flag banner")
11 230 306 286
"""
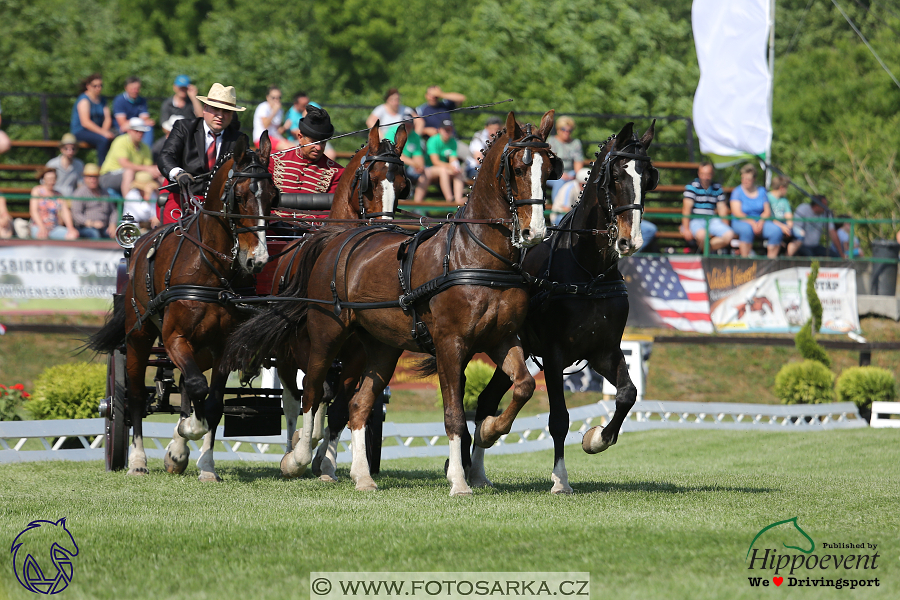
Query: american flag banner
625 257 714 333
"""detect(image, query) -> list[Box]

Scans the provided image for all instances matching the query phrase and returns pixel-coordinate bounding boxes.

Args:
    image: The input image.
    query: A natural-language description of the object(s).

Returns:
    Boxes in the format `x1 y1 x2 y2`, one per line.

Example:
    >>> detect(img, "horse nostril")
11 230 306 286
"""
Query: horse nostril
522 228 531 239
618 239 629 251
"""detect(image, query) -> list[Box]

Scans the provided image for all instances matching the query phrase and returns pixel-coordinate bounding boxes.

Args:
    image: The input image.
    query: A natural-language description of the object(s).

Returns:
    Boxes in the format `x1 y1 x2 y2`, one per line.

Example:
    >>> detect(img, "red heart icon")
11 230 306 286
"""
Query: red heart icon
773 577 783 586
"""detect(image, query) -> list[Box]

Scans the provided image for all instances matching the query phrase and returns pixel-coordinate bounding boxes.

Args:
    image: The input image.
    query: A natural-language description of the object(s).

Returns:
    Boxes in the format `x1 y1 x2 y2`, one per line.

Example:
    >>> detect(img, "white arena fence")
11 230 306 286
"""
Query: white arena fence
0 400 868 465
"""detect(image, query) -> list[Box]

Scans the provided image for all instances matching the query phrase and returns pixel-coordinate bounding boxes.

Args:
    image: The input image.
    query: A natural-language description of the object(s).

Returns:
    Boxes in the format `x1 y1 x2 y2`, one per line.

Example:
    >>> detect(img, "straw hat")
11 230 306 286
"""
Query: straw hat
59 133 78 147
132 171 157 193
196 83 246 112
83 163 101 177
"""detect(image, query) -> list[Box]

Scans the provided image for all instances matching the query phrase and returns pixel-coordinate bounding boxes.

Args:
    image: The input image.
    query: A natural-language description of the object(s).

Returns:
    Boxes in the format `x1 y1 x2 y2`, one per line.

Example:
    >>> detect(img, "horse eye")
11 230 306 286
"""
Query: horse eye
514 168 524 176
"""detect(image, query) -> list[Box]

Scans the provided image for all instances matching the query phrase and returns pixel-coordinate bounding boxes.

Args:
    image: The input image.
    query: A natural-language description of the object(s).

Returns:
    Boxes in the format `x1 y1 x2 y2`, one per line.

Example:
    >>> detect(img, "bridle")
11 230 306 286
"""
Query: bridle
590 133 658 246
351 149 409 219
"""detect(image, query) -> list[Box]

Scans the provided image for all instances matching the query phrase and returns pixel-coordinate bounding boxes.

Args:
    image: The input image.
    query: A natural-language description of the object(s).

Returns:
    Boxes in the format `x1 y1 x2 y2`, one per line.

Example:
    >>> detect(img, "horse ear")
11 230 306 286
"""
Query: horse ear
367 121 381 153
393 124 408 154
233 135 248 166
615 122 635 148
259 130 272 163
640 119 656 149
538 109 555 141
505 111 522 139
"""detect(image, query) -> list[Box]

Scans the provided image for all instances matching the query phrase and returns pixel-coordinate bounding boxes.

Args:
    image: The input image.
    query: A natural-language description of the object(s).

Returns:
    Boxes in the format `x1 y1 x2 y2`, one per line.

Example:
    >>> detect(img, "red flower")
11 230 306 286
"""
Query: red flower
12 384 24 390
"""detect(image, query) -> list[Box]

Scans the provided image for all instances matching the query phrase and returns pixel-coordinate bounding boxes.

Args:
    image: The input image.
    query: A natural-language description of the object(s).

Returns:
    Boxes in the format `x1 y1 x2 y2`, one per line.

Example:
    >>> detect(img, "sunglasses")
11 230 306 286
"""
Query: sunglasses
558 127 573 133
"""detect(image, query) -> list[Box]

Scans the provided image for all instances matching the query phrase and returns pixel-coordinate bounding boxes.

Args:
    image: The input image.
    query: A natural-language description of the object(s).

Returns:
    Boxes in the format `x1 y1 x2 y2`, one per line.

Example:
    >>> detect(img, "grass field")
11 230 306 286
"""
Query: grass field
2 428 898 600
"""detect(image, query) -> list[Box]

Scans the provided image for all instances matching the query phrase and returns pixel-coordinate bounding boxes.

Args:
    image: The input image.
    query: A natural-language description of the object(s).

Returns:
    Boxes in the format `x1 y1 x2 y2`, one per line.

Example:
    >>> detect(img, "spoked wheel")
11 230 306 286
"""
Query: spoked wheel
103 348 129 471
365 391 385 475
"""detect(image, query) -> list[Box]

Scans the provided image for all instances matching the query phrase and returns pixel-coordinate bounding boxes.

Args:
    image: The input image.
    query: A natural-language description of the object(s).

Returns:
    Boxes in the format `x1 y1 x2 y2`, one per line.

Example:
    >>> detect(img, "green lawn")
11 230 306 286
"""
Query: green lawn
2 428 898 600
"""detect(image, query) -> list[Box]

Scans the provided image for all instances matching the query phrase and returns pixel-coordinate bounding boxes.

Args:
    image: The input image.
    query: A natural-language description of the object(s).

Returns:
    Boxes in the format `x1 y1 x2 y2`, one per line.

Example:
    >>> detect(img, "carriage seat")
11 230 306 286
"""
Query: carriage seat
277 193 334 211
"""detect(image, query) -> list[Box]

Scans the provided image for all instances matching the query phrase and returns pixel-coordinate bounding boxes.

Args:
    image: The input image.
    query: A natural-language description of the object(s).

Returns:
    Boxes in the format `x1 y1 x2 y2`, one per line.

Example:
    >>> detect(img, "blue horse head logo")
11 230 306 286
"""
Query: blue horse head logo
11 518 79 594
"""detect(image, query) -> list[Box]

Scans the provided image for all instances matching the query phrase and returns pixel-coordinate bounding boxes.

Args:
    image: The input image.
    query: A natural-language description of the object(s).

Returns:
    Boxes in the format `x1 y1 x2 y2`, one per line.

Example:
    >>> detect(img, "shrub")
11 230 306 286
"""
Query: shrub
27 363 106 420
436 359 498 412
835 367 898 411
795 320 832 368
775 360 835 405
0 384 29 421
806 261 823 333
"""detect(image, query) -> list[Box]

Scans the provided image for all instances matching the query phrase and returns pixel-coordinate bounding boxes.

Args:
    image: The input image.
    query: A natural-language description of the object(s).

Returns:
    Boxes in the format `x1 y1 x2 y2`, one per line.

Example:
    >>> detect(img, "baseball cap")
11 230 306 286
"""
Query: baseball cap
440 119 454 128
174 75 191 87
485 116 502 126
127 117 151 133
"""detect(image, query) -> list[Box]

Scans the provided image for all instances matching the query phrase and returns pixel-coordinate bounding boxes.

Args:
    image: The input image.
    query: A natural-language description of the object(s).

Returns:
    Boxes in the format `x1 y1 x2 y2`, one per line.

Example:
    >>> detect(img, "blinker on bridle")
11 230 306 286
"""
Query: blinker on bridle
221 150 273 235
353 151 409 219
496 123 560 208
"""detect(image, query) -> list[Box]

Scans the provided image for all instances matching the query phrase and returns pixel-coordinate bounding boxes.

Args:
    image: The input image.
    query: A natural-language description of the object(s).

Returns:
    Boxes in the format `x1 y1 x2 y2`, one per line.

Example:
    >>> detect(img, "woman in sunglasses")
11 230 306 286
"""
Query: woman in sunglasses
547 115 584 199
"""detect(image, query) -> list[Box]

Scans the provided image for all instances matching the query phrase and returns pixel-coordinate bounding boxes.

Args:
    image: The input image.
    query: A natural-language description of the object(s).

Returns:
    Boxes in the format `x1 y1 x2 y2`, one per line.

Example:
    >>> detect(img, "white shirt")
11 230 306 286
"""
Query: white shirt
253 102 284 143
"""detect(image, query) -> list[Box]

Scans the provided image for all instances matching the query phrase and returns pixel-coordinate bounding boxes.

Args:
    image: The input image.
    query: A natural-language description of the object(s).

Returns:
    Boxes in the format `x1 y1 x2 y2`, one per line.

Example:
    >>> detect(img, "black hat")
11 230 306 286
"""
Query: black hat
298 106 334 141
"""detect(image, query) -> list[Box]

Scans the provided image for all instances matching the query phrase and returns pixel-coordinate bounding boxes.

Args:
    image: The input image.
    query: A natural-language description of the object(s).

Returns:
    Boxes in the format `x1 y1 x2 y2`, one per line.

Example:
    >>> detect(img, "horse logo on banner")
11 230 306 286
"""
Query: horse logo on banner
11 518 79 594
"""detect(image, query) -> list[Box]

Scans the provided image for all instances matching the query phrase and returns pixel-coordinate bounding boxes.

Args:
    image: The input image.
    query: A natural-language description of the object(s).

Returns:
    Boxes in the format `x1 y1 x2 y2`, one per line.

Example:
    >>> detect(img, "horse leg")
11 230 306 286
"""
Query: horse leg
544 354 573 494
168 338 210 441
434 346 474 497
312 395 347 483
467 366 512 488
582 349 636 454
474 339 535 448
279 364 301 453
125 333 152 476
196 369 226 482
346 342 402 492
164 376 191 474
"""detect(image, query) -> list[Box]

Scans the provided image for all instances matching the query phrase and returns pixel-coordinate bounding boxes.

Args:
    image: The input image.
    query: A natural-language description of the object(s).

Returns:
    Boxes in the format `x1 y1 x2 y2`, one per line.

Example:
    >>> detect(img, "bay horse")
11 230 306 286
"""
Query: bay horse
236 110 562 495
88 132 278 480
262 122 409 466
470 122 657 493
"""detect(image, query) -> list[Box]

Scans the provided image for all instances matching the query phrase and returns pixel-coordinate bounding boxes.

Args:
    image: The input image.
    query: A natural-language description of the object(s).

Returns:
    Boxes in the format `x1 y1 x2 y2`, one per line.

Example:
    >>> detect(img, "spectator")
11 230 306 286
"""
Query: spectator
730 163 782 258
550 166 590 224
793 195 844 258
284 91 310 142
29 169 78 240
45 133 85 198
416 85 466 138
547 116 585 201
99 117 160 197
123 171 160 231
681 161 735 252
152 114 185 164
70 73 115 165
160 75 203 124
71 163 116 239
366 88 412 134
112 75 155 146
831 215 861 258
767 174 802 256
466 116 502 180
0 100 10 155
386 109 426 200
253 85 294 151
0 196 12 238
419 119 465 204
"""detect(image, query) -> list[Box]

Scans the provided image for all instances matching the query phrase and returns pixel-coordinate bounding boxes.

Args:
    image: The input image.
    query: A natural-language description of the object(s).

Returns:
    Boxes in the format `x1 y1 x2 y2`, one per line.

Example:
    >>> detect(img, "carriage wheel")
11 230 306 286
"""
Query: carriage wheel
104 349 129 471
365 392 385 475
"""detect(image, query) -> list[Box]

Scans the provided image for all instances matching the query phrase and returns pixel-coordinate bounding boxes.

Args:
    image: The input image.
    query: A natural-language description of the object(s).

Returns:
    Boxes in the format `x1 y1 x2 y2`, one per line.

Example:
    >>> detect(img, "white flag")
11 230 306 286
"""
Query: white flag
692 0 772 164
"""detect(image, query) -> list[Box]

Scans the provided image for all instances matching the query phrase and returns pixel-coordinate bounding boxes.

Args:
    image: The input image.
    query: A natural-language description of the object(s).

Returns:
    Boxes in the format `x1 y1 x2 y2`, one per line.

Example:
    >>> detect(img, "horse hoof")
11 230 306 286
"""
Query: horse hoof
311 454 323 477
468 476 494 489
319 474 338 483
163 444 189 474
177 417 208 441
280 452 307 478
126 467 149 476
198 472 223 483
474 417 501 448
355 477 377 492
550 482 574 495
582 426 614 454
450 484 473 497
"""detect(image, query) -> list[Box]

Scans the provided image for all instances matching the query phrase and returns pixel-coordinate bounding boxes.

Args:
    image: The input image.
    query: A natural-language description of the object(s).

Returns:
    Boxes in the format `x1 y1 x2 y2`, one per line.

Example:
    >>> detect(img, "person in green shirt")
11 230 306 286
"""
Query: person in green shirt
767 174 802 256
386 111 428 202
420 119 464 203
99 117 160 196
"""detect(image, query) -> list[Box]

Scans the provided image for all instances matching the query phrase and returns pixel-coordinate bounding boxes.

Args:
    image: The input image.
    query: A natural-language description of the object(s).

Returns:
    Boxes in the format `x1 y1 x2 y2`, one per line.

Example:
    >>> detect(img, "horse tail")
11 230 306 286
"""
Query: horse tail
220 226 348 375
86 299 127 354
412 355 438 377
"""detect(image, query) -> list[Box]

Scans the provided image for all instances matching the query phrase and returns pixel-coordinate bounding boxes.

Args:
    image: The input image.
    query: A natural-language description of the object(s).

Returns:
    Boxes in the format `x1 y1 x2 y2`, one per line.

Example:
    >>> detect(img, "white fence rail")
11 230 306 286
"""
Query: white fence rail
870 401 900 429
0 400 868 465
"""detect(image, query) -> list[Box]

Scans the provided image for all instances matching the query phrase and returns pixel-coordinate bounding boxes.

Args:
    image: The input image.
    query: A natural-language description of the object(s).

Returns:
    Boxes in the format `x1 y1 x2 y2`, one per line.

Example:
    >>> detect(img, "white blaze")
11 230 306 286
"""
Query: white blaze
378 179 395 219
528 154 546 241
252 186 269 266
623 160 643 251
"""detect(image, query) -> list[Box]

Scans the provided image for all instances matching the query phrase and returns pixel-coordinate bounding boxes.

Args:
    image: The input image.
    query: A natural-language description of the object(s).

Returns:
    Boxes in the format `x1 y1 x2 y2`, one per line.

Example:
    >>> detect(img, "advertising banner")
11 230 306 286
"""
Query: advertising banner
0 241 120 313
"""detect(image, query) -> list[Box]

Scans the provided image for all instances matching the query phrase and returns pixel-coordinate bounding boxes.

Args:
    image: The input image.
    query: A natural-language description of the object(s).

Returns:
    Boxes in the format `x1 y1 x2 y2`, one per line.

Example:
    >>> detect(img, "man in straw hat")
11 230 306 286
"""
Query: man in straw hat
267 105 344 195
157 82 248 224
46 133 85 198
71 163 117 238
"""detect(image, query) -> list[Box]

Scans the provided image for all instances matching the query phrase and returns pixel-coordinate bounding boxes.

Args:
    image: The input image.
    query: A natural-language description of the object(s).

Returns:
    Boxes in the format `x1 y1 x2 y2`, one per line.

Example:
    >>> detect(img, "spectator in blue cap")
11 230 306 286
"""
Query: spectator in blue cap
160 75 202 125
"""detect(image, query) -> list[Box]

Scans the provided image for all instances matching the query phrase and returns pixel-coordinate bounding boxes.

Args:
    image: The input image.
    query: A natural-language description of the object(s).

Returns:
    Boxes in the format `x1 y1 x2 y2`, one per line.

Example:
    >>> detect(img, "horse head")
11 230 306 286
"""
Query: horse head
477 110 559 248
587 121 657 257
222 131 278 274
336 121 411 220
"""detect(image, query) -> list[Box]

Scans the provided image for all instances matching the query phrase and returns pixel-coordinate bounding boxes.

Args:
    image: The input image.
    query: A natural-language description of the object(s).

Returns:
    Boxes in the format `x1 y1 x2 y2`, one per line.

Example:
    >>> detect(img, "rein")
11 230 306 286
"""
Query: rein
350 151 408 219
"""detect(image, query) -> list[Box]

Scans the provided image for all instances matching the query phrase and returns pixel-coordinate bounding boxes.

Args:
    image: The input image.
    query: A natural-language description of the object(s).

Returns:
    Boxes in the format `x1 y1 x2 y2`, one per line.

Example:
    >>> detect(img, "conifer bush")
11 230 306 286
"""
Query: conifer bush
27 363 106 420
774 360 835 405
835 366 897 411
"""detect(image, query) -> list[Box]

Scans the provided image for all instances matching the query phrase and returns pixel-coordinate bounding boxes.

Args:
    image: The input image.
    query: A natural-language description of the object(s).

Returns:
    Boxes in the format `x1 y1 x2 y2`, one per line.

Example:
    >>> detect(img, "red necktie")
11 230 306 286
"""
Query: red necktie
207 132 218 170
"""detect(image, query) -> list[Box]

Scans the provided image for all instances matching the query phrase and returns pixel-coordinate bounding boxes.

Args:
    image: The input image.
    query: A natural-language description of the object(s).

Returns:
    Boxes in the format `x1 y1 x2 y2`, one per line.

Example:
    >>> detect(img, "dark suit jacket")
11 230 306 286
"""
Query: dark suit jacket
157 117 245 196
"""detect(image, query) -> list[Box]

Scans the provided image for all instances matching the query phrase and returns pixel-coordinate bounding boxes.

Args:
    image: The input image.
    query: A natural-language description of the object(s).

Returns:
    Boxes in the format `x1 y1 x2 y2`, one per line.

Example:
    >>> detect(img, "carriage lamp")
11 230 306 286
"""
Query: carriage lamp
115 214 141 249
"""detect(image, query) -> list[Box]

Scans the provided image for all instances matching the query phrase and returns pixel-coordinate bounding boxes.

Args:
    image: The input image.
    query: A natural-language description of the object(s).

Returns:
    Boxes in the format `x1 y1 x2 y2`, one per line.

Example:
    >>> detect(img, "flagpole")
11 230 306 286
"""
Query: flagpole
766 0 775 188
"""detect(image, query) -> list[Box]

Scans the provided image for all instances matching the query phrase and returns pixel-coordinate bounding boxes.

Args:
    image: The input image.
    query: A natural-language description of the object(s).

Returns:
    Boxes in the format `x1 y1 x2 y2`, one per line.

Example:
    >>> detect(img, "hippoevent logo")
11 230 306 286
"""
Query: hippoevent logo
11 518 79 594
745 517 880 590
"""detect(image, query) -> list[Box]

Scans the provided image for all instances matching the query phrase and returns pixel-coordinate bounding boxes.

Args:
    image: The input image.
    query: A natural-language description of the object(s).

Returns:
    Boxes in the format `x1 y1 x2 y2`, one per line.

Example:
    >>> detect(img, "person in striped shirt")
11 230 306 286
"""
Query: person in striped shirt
681 161 735 252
